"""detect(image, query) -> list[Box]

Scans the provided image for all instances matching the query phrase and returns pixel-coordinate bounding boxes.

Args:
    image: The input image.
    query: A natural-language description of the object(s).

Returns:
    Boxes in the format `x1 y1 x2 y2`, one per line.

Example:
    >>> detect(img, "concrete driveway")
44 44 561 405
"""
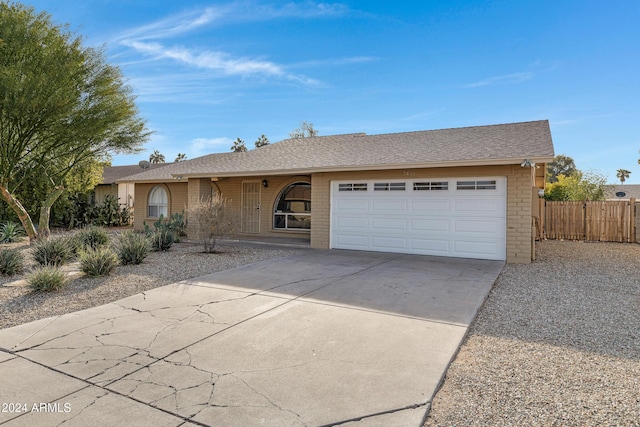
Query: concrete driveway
0 249 503 426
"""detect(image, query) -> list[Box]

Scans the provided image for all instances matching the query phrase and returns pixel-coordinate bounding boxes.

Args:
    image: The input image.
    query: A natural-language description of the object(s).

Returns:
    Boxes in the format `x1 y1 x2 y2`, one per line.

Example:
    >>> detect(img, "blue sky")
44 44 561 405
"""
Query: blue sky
23 0 640 183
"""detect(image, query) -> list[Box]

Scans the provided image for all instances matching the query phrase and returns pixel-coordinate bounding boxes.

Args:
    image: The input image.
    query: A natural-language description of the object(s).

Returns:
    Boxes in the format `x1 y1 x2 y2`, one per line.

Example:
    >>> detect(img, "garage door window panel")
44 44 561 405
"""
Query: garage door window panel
457 180 497 190
374 182 406 191
338 183 368 192
413 181 449 191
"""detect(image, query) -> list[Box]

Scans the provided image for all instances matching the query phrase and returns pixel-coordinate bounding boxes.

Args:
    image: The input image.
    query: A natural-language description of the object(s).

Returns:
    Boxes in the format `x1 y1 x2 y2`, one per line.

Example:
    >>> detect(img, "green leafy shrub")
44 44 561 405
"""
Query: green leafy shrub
150 229 174 252
0 221 26 243
115 231 149 265
27 266 68 292
0 248 25 276
33 237 73 267
143 212 186 242
75 226 109 251
79 247 119 276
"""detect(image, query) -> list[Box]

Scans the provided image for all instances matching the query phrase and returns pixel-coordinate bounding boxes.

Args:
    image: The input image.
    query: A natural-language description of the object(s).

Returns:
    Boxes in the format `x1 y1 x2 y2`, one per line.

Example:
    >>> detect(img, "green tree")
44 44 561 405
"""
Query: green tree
174 153 187 162
231 138 247 152
254 134 270 148
546 154 576 183
0 3 149 240
616 169 630 184
289 121 318 139
544 171 606 201
149 150 165 163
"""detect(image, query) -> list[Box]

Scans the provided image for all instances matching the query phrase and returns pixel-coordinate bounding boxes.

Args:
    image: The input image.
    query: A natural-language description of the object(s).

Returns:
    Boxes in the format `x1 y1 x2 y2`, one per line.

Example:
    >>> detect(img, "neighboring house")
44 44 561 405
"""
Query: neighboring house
94 164 169 209
604 184 640 200
119 120 554 263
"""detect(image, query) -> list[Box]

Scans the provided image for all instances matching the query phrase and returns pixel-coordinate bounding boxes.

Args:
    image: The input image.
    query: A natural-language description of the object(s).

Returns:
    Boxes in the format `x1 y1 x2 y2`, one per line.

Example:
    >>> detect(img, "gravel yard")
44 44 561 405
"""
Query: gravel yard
0 236 303 329
425 240 640 426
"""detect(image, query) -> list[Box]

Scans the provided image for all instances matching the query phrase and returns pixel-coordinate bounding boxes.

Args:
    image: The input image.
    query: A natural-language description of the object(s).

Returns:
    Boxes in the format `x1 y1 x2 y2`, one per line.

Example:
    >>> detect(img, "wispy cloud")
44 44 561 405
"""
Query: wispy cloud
463 72 534 88
190 137 233 156
114 2 345 86
291 56 378 68
115 7 225 41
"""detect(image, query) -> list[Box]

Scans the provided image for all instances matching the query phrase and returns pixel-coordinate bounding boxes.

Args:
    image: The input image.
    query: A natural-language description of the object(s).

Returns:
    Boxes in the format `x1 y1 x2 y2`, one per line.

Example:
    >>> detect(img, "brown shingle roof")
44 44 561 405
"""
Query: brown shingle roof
102 164 170 184
119 120 555 183
604 185 640 200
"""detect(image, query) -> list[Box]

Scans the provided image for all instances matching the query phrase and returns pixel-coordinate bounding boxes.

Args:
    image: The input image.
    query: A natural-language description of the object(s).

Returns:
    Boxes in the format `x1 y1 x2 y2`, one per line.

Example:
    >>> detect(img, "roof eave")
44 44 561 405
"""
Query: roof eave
170 156 555 180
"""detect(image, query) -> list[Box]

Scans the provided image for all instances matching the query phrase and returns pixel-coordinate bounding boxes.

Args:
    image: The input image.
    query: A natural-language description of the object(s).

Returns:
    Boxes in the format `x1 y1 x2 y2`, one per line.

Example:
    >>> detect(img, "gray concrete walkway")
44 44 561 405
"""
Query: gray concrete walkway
0 250 503 427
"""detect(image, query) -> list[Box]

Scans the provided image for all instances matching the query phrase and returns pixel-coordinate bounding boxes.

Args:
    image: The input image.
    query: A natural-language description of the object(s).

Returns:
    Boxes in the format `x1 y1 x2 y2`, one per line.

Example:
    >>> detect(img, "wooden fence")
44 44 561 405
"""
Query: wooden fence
539 199 637 243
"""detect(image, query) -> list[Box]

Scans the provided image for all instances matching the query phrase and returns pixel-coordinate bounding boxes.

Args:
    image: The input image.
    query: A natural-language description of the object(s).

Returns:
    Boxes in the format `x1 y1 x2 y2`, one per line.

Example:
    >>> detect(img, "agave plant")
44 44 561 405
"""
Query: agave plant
0 221 26 243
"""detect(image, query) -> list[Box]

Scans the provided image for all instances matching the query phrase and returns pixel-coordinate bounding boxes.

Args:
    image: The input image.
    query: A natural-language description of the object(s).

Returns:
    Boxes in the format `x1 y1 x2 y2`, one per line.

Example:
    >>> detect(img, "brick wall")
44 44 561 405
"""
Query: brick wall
135 165 538 263
311 165 535 263
199 175 311 239
133 182 188 231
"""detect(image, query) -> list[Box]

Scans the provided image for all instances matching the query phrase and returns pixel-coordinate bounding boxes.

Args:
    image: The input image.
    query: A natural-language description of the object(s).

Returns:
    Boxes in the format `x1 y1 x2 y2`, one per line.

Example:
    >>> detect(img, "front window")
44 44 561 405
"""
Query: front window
148 186 168 218
274 182 311 230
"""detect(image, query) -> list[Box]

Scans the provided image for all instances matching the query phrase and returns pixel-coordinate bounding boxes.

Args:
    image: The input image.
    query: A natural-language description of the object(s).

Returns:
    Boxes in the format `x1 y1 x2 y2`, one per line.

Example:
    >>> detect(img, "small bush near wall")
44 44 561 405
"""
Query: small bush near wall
188 195 239 253
150 229 174 251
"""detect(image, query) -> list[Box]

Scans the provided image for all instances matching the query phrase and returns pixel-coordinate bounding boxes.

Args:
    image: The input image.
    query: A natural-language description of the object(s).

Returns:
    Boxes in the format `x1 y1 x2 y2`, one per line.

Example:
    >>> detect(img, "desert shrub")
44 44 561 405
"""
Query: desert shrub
150 228 174 252
115 231 149 265
188 195 239 253
75 226 109 251
79 247 119 276
0 221 26 243
0 248 25 276
27 266 68 292
143 211 186 242
33 237 73 267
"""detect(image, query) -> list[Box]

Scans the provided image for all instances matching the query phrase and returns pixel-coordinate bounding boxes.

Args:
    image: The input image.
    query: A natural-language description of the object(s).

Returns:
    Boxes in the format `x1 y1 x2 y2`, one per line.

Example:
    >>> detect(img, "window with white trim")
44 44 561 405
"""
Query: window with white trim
148 186 168 218
456 180 497 190
413 181 449 191
338 183 368 192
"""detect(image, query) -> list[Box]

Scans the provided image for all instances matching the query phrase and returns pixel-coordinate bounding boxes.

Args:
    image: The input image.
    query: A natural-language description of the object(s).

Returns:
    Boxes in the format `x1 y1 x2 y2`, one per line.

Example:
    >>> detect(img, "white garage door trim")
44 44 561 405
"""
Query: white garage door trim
330 177 506 260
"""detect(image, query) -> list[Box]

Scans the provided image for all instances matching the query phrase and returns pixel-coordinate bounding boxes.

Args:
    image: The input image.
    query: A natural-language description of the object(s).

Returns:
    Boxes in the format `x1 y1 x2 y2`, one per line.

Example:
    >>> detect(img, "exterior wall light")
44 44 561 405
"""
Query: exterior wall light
262 179 268 188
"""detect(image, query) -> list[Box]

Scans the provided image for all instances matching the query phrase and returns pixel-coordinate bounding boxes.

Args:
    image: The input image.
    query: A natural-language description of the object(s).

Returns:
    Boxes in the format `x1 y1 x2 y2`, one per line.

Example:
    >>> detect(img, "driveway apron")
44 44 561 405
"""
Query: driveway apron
0 249 503 426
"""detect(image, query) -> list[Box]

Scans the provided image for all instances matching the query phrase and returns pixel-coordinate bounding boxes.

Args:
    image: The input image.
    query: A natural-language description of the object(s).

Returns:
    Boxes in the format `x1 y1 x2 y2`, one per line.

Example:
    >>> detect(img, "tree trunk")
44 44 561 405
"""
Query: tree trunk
38 186 65 240
0 183 38 242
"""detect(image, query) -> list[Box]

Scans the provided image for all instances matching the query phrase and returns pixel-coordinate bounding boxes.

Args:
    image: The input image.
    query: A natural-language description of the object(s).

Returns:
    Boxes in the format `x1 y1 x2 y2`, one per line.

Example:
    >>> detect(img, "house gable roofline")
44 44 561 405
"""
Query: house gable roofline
117 120 555 183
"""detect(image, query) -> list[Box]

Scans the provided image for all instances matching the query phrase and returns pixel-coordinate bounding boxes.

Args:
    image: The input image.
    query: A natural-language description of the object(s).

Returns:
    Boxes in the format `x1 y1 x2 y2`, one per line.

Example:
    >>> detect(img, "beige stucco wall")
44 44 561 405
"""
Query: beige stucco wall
311 165 536 263
133 164 539 263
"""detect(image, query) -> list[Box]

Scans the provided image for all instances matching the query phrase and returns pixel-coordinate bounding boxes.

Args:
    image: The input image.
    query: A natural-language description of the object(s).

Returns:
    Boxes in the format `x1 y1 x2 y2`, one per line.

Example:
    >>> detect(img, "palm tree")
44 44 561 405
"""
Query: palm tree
254 134 270 148
616 169 631 184
149 150 165 164
230 138 247 152
174 153 187 162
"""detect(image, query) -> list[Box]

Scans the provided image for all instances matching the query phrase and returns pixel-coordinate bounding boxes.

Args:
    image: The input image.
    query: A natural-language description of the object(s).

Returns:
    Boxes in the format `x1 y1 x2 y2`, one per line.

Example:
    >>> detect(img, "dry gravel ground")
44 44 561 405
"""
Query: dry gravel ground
0 235 303 329
425 240 640 426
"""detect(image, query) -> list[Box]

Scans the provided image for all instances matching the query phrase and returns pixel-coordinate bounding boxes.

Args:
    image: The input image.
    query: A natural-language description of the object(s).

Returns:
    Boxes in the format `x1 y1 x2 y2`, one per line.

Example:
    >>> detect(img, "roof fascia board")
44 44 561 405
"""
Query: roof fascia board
171 156 555 180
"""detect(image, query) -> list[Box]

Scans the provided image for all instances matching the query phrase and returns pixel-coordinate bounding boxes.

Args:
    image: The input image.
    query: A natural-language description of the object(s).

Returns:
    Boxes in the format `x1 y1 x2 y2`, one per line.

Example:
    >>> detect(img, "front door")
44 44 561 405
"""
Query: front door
242 181 261 233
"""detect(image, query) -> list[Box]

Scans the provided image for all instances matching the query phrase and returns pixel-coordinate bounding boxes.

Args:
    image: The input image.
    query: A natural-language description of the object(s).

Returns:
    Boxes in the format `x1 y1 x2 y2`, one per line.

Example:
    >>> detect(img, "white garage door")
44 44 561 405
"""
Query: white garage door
330 177 506 260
